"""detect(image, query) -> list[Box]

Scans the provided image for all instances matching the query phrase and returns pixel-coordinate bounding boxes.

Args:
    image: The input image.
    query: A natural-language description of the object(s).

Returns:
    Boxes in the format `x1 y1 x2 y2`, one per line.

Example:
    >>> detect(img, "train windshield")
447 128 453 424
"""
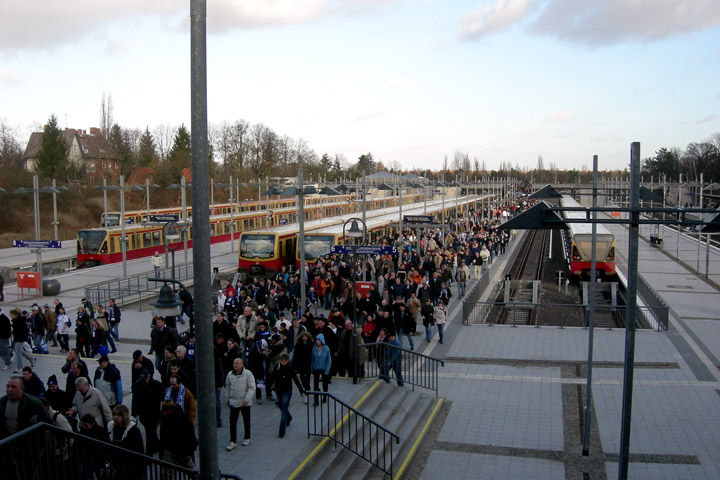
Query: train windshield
78 230 106 254
102 213 120 227
303 235 335 261
240 234 275 259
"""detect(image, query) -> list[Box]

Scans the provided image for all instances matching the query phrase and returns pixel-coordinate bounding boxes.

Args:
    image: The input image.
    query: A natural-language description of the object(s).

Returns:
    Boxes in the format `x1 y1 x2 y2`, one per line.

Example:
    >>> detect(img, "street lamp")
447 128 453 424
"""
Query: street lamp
218 177 247 252
93 179 120 227
129 179 159 223
149 282 183 318
13 175 61 277
343 217 367 385
167 178 193 265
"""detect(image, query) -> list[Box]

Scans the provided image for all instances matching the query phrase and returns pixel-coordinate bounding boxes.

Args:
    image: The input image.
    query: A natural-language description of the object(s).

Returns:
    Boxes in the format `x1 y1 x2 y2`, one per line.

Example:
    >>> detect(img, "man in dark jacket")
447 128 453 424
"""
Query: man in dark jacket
132 369 164 456
150 317 179 369
21 367 46 398
131 349 156 385
159 401 196 469
270 353 305 438
10 310 34 373
0 308 12 369
0 376 51 440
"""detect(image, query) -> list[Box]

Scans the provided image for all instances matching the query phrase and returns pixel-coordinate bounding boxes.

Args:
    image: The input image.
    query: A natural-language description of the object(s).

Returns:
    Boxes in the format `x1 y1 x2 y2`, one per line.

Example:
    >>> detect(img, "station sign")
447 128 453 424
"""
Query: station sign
279 219 288 225
12 240 62 248
330 245 398 256
151 214 179 222
403 215 433 224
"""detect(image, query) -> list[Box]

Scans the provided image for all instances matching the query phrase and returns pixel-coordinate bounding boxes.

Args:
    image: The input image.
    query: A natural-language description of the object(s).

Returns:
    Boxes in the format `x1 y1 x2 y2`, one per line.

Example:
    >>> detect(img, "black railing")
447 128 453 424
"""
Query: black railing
306 391 399 477
359 342 444 397
0 422 243 480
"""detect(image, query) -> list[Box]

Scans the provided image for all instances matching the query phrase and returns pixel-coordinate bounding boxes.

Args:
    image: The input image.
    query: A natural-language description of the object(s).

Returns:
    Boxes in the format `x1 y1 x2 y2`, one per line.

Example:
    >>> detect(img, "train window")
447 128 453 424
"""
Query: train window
142 232 151 247
152 231 161 246
109 237 116 253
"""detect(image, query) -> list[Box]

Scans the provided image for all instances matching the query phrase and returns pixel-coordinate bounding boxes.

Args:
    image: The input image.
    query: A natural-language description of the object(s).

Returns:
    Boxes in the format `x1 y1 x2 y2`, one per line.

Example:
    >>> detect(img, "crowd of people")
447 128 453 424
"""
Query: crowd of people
0 194 532 475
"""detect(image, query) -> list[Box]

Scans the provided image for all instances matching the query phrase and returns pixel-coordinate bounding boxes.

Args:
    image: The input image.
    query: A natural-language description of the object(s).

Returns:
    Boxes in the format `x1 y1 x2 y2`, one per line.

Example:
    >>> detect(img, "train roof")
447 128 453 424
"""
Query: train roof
559 195 613 237
241 195 489 238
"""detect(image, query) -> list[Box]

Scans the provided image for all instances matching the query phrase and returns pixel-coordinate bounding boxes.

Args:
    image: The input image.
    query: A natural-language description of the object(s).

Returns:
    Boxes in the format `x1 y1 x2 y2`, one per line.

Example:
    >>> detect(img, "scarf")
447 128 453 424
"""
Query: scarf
164 385 186 413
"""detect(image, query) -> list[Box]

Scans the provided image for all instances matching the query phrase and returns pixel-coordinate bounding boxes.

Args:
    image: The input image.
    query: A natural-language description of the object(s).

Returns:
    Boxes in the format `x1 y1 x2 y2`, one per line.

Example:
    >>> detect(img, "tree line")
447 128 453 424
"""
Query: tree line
642 133 720 182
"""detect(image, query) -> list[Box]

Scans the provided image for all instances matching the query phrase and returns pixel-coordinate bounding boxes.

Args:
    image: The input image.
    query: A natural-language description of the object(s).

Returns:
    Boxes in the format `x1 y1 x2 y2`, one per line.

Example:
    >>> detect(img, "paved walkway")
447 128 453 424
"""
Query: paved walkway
3 220 720 479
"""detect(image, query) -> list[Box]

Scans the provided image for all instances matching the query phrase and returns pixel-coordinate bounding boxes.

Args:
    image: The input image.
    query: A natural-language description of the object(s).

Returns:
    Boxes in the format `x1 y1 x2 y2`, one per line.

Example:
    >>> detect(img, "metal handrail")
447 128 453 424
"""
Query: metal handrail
83 263 194 310
359 342 445 397
0 421 247 479
306 391 399 477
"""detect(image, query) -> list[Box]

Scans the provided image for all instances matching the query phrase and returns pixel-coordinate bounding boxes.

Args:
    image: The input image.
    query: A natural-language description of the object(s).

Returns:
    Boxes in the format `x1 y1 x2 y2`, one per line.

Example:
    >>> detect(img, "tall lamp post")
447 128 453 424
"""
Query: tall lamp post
168 178 192 265
343 217 366 384
13 175 61 277
93 179 120 227
217 177 247 253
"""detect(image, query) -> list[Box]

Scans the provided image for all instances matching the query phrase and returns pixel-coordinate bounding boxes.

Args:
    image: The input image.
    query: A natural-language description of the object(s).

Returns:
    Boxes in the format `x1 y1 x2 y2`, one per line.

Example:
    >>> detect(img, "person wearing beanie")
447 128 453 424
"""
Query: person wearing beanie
45 374 70 413
132 349 155 385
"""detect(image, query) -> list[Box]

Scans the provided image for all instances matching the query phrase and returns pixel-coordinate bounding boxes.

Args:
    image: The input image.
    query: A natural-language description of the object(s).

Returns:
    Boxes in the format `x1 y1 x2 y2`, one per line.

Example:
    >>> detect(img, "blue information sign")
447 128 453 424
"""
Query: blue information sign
12 240 62 248
150 214 179 222
330 245 397 256
403 215 433 224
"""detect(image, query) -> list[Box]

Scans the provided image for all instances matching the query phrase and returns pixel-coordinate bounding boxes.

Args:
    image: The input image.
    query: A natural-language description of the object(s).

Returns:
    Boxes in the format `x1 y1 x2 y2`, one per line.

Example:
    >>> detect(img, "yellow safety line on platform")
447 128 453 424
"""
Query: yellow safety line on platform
393 397 444 480
286 380 382 480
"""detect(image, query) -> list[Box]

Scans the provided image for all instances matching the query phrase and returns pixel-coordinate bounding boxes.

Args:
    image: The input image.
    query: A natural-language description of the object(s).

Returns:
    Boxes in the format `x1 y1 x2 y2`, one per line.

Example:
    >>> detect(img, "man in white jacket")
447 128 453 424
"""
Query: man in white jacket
151 251 163 276
224 357 256 450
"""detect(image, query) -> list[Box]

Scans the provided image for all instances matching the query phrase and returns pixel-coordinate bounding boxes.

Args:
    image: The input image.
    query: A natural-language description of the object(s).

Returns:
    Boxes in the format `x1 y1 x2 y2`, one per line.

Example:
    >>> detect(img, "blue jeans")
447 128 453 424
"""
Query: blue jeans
457 282 466 298
216 389 223 425
437 323 445 343
425 324 433 343
277 390 293 436
397 328 414 350
109 323 119 341
323 292 333 310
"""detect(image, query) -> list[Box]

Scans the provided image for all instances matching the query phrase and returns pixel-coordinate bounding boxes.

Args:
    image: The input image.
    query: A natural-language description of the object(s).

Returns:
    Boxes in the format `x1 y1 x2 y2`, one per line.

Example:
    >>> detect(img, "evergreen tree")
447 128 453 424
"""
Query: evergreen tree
108 124 134 177
137 127 158 168
155 124 191 186
35 114 67 179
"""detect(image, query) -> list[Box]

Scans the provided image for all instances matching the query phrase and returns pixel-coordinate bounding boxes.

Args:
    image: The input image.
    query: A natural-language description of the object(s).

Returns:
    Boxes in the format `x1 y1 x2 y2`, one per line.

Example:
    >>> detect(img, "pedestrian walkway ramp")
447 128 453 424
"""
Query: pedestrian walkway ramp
284 380 443 480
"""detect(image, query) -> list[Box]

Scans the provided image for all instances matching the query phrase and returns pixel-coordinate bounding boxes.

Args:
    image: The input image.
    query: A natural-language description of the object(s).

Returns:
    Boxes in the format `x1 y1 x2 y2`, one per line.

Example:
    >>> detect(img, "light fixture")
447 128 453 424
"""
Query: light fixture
347 220 363 237
150 284 183 318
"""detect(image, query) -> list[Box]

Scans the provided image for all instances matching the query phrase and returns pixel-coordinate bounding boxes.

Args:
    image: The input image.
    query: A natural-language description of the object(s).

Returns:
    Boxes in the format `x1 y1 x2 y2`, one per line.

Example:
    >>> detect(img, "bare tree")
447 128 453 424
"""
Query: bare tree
0 118 25 169
100 92 113 139
153 124 177 162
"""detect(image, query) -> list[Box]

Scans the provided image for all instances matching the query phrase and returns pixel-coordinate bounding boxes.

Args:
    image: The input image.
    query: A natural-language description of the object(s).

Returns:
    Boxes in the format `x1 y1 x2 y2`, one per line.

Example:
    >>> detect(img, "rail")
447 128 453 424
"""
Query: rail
306 391 399 477
635 274 670 331
0 421 244 480
462 301 667 330
359 342 444 397
83 263 194 310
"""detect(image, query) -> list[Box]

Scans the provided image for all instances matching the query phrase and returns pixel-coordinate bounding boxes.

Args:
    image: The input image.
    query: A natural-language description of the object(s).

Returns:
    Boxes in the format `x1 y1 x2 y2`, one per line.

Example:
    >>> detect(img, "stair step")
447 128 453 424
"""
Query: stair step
365 394 443 480
334 388 427 479
302 384 411 479
293 382 398 480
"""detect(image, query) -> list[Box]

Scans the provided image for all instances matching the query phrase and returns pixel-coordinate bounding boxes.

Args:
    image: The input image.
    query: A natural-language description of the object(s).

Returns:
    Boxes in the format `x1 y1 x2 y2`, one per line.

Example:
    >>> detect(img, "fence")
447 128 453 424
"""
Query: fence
462 302 667 330
0 421 244 480
84 263 195 310
359 342 444 397
306 391 399 477
636 274 670 331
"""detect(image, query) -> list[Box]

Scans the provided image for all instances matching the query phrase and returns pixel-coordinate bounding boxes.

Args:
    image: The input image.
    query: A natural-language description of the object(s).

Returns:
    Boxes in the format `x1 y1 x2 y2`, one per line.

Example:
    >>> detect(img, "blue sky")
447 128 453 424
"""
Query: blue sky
1 0 719 172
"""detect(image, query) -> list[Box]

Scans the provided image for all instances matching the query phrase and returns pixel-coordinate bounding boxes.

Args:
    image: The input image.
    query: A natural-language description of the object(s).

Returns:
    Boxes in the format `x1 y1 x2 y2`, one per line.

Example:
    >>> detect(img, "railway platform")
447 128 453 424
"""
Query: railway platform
2 219 720 479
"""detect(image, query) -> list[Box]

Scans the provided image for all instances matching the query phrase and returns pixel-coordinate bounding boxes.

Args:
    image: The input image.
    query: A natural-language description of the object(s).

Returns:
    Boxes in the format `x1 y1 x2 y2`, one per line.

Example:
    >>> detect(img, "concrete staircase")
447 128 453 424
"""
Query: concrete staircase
289 380 443 480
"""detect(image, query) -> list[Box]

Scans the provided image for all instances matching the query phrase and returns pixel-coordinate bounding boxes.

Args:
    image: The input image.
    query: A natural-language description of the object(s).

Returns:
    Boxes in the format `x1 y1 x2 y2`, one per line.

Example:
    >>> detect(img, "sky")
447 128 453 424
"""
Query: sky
1 0 719 173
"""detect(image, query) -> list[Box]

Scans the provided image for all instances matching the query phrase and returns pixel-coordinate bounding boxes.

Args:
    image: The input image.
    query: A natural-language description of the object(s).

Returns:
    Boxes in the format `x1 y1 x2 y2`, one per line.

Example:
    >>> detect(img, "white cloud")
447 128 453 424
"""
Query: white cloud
695 115 718 124
0 69 25 86
531 0 720 46
0 0 328 51
545 109 574 123
458 0 530 40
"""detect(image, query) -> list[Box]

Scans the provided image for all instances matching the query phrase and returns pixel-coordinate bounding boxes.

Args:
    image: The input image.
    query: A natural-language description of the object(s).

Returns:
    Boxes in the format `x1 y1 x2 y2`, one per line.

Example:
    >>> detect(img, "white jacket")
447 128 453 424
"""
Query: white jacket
225 368 256 407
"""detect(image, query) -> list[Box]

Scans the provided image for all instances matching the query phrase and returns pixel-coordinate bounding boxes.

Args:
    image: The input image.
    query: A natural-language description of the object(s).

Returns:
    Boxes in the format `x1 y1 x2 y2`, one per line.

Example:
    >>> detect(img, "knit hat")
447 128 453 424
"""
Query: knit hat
47 375 58 386
132 350 143 360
